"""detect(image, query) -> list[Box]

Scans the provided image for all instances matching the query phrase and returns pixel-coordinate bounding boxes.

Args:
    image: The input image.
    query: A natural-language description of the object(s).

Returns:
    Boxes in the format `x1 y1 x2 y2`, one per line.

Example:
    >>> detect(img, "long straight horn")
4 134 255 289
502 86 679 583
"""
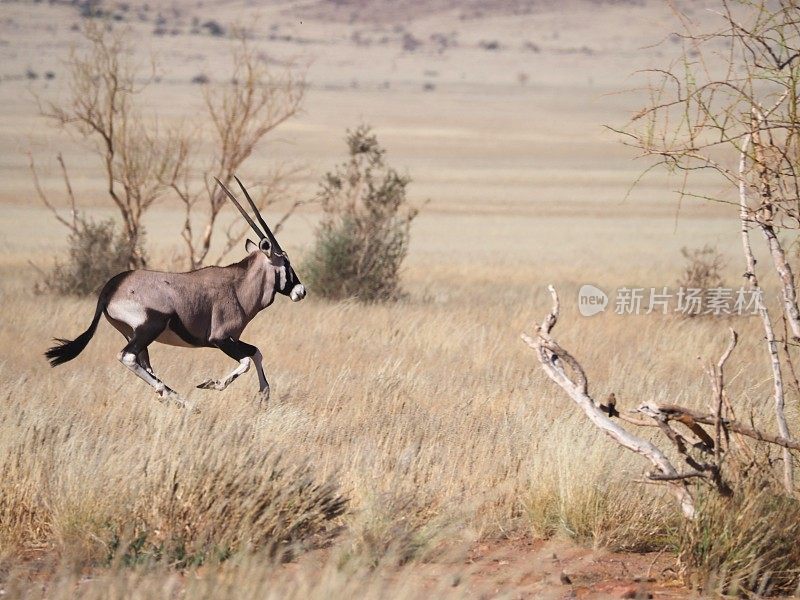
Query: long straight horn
233 175 283 254
214 177 265 240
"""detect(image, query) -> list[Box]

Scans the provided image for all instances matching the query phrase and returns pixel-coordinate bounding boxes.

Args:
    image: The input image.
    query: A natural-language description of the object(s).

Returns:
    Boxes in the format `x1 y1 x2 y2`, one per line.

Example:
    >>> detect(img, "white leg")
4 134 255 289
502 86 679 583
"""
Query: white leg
119 351 192 410
197 357 251 391
252 350 270 400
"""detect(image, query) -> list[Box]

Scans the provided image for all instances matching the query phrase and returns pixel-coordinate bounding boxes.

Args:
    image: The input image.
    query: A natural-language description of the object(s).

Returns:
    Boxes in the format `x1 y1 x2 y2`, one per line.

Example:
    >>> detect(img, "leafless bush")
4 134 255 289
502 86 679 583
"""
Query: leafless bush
675 245 727 316
165 36 306 268
304 126 418 303
35 218 139 297
34 22 181 268
32 24 305 273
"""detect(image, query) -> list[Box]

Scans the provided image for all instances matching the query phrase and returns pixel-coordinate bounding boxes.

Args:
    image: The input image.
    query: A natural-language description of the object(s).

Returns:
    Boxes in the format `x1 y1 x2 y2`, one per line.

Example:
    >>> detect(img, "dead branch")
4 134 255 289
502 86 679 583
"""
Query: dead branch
28 152 77 233
56 154 78 230
637 403 800 452
522 285 697 519
37 23 180 268
751 104 800 341
523 284 800 519
713 328 738 466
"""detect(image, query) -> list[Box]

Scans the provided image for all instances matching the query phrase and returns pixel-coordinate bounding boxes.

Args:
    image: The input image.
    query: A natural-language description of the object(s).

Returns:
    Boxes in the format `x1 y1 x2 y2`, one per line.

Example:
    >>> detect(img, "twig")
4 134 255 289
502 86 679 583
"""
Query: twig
28 152 77 232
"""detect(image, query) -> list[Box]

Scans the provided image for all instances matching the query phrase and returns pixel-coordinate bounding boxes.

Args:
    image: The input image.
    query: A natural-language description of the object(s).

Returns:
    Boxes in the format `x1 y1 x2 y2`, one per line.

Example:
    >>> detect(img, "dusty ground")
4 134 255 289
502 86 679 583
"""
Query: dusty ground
278 538 689 599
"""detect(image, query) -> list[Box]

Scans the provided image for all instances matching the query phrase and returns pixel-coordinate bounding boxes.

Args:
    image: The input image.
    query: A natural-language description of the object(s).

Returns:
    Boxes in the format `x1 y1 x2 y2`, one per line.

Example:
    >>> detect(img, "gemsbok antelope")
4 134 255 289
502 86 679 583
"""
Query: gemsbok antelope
45 177 306 409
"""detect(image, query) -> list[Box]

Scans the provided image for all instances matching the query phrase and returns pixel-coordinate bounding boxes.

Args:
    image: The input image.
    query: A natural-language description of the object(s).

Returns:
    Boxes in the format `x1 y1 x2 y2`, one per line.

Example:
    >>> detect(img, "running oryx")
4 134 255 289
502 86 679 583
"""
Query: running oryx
45 177 306 409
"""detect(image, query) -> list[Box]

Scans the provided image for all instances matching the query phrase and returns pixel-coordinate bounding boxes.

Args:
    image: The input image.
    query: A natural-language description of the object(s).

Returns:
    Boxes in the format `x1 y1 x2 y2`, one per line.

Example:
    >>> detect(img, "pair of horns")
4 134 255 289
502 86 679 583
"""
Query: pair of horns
214 176 283 255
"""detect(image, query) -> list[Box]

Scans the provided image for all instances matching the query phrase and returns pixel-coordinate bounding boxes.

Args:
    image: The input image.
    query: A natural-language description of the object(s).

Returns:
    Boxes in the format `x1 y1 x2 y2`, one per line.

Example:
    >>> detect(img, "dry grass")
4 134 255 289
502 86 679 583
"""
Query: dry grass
1 207 795 596
1 3 797 594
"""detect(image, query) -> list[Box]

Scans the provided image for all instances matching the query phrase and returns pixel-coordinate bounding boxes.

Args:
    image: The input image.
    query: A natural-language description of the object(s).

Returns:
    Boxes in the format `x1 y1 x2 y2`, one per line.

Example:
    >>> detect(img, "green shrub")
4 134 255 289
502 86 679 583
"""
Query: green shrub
37 218 140 296
305 125 418 302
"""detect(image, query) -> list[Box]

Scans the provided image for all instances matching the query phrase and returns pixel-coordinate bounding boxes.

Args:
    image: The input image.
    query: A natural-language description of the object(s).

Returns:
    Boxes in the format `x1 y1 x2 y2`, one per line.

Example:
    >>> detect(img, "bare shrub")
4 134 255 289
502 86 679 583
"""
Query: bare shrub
675 245 726 316
165 36 305 269
35 22 182 268
304 126 418 303
677 245 725 292
32 25 305 273
36 218 138 296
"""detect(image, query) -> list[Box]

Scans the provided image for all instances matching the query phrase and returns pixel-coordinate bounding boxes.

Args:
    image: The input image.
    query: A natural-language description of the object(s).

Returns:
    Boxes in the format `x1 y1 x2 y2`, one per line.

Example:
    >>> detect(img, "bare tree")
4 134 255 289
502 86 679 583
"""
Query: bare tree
617 0 800 492
35 22 181 268
165 37 306 269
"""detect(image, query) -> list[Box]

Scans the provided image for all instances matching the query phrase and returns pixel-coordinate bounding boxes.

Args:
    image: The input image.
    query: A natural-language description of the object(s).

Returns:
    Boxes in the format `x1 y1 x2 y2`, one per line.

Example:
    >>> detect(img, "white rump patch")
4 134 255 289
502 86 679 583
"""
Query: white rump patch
106 299 147 330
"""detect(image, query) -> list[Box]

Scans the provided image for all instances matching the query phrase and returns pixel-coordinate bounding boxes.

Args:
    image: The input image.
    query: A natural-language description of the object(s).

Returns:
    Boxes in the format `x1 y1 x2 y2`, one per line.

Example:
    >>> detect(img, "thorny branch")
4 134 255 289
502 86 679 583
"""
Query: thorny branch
619 0 800 494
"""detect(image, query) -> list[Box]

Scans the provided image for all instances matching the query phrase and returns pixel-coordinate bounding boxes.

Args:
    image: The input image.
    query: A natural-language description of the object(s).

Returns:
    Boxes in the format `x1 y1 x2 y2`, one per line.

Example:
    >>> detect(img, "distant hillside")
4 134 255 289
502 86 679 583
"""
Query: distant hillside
282 0 649 22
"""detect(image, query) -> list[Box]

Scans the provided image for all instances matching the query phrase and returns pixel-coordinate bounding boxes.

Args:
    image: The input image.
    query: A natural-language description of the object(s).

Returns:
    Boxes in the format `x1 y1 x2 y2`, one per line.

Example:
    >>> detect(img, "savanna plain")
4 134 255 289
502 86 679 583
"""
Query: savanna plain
0 1 795 598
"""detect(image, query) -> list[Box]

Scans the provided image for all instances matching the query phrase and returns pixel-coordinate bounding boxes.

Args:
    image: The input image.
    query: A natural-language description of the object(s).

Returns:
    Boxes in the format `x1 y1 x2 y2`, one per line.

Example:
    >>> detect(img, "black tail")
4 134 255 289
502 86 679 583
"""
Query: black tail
45 296 105 367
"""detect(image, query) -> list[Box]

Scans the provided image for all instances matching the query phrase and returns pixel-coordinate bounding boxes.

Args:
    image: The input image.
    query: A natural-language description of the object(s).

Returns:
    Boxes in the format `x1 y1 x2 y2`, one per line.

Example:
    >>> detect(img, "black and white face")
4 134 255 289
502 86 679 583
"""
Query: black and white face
247 238 306 302
275 254 306 302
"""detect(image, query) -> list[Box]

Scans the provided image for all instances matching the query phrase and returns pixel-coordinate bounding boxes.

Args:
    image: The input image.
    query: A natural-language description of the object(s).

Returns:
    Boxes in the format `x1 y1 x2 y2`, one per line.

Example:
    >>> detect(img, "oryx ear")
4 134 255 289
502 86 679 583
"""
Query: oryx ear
245 238 258 253
258 237 273 257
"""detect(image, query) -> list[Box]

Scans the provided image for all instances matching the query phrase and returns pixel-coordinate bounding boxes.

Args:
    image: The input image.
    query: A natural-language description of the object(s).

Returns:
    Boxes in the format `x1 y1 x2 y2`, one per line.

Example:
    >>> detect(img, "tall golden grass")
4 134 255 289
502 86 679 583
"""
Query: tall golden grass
1 212 796 596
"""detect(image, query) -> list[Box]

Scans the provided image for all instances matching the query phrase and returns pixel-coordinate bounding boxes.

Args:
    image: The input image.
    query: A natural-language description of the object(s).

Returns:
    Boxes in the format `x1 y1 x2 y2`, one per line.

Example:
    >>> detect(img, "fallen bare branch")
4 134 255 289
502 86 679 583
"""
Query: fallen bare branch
522 285 696 519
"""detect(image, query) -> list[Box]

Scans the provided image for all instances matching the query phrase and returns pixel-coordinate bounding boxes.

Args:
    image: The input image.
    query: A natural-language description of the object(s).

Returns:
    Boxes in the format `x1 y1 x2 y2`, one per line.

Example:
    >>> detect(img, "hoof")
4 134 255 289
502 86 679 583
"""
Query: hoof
258 387 270 406
196 378 224 391
158 388 196 412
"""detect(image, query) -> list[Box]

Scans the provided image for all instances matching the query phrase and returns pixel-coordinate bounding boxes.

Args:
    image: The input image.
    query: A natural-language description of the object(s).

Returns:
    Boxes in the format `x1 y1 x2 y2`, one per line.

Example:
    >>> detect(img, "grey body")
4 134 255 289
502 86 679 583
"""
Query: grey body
45 178 305 409
105 249 286 349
